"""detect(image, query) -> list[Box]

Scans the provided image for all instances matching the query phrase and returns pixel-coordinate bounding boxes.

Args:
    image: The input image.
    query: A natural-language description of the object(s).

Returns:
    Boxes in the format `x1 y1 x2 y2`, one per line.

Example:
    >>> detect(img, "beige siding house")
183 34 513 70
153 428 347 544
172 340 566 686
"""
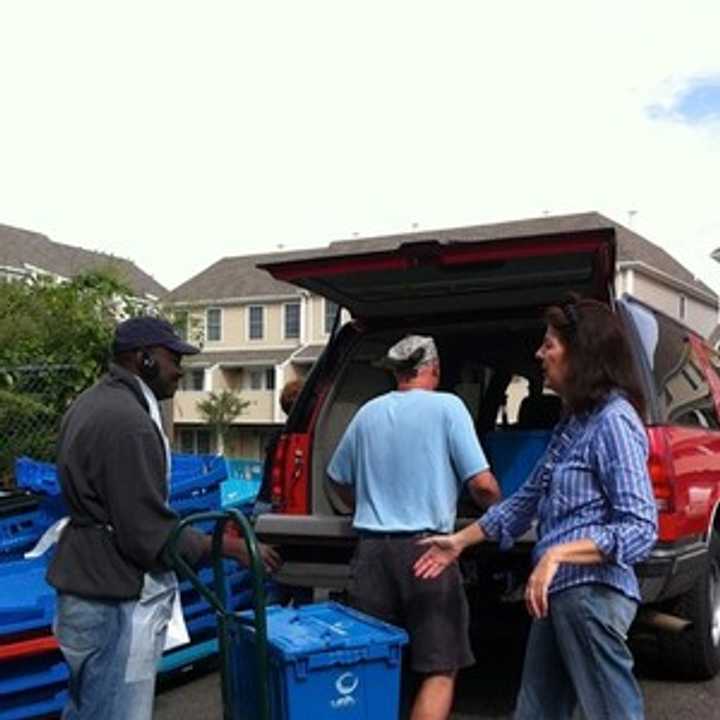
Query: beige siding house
165 212 717 456
165 254 345 458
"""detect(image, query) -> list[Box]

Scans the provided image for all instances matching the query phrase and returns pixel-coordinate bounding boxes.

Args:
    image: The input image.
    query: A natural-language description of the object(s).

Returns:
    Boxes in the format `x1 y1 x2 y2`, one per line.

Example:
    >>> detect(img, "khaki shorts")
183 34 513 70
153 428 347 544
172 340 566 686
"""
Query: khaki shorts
348 534 475 674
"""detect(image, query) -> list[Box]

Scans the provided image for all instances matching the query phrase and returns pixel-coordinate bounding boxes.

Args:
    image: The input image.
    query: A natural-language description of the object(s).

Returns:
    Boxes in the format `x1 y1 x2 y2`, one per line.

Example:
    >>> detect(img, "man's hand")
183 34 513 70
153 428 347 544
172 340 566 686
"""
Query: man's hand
239 541 282 574
222 535 282 574
413 534 464 579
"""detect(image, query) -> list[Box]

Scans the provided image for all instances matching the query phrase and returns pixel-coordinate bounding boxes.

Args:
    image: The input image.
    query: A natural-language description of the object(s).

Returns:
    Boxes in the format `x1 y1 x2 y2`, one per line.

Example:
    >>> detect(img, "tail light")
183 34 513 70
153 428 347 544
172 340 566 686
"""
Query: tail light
646 427 676 513
270 433 310 514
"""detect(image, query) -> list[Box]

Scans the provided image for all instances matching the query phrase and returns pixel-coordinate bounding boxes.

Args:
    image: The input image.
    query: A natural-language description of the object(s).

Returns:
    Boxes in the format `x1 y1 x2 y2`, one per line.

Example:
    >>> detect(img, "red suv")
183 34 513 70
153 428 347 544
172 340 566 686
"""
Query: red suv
255 218 720 679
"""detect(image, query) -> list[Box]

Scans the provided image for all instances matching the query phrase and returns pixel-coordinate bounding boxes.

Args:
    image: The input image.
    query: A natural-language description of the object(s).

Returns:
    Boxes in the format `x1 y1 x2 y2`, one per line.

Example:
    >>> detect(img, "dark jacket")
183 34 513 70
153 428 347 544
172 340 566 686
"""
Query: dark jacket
47 364 205 600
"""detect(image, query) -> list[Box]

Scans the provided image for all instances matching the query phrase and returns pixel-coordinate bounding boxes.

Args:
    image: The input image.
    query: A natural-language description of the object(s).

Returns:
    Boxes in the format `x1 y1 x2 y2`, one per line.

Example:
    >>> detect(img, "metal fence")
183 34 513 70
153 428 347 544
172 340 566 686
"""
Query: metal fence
0 363 87 487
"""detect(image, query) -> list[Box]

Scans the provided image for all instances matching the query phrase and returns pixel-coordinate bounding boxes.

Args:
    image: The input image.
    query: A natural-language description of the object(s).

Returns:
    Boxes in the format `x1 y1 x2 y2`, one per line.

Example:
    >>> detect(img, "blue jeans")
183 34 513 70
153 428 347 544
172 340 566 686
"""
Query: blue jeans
514 584 643 720
54 593 163 720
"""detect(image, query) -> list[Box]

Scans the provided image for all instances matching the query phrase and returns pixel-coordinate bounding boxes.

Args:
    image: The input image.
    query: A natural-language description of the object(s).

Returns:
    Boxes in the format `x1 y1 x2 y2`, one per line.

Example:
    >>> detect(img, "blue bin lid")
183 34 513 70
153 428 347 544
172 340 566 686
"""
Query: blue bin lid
238 601 408 661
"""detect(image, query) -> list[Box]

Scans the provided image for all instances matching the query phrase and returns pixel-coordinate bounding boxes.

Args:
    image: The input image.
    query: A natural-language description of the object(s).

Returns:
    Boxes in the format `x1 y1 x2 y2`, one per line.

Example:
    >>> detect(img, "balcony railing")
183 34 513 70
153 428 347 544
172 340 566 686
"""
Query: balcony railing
173 389 275 424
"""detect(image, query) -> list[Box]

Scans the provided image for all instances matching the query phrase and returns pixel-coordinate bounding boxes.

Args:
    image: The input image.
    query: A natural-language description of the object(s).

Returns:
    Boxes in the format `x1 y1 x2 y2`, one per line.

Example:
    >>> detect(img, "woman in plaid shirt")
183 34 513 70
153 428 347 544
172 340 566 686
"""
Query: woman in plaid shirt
415 298 658 720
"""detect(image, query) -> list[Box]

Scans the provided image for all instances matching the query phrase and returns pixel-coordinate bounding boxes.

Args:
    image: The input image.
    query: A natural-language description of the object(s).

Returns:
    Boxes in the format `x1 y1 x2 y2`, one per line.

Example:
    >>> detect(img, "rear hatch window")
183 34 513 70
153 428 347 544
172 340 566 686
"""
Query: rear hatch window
260 227 616 319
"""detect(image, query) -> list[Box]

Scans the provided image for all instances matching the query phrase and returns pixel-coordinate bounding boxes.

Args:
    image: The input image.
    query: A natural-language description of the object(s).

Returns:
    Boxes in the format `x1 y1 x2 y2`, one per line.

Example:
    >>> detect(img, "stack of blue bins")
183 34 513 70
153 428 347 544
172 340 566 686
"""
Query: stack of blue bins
0 453 269 718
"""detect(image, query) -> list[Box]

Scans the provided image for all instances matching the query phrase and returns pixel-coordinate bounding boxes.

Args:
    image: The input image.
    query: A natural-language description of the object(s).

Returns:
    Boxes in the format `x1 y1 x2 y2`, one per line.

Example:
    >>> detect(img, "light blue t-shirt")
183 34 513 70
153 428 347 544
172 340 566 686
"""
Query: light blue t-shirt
327 389 489 533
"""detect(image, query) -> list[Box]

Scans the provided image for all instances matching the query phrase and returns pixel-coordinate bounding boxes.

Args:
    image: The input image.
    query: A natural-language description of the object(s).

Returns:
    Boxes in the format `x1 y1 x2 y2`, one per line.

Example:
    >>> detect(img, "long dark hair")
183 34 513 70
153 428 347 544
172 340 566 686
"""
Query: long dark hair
545 297 645 417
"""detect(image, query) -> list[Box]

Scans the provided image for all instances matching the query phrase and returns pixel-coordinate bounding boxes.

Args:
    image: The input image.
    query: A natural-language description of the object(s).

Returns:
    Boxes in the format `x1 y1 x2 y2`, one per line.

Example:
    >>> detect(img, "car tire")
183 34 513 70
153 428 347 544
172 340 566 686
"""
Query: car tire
657 530 720 680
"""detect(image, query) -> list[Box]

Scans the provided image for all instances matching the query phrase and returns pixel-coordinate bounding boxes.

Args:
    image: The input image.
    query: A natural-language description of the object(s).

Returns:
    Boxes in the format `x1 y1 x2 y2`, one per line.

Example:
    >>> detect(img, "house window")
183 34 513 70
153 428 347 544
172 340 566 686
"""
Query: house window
180 369 204 391
265 368 276 390
248 305 264 340
284 303 301 339
324 300 339 334
679 294 686 320
207 308 222 342
178 428 213 455
247 367 275 391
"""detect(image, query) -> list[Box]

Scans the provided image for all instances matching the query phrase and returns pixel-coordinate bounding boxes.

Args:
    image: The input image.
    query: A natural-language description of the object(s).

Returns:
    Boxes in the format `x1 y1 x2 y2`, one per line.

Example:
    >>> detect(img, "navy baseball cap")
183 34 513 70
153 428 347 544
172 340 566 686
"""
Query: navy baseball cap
112 317 200 355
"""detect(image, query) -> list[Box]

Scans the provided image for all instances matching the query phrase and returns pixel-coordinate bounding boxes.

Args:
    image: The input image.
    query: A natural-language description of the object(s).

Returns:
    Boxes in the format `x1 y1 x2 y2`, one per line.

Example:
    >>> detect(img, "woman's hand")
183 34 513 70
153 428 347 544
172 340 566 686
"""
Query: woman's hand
524 539 604 618
525 549 559 619
413 534 465 579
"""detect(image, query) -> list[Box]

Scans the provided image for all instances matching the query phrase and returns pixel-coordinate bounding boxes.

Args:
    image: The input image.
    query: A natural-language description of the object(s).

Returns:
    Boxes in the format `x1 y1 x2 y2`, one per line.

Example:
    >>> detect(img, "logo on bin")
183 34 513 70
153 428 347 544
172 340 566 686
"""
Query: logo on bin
330 672 359 710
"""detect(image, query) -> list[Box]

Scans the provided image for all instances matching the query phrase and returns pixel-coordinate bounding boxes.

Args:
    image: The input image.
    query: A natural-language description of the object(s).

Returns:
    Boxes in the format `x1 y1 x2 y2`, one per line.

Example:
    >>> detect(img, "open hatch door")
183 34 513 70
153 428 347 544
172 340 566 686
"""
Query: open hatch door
259 225 616 320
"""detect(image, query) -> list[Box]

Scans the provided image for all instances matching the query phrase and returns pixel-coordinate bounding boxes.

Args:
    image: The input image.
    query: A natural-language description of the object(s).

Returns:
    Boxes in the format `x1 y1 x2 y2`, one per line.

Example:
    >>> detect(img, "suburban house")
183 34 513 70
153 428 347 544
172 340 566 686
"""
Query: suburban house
165 253 344 458
165 212 717 458
0 222 166 300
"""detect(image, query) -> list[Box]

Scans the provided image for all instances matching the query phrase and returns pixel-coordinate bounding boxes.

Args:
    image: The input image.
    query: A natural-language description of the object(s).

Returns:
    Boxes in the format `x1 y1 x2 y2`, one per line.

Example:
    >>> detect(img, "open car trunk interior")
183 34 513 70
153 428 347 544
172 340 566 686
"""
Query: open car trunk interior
312 312 561 517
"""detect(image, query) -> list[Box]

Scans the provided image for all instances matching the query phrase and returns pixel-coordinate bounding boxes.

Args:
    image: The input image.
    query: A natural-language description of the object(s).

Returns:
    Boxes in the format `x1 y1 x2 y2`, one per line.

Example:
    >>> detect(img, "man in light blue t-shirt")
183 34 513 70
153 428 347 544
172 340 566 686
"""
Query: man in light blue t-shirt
328 334 500 720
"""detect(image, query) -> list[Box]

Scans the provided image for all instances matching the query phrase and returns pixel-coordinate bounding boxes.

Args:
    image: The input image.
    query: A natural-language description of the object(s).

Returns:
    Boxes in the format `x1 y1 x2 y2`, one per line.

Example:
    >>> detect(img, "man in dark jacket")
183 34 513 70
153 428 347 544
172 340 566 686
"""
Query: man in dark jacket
47 317 280 720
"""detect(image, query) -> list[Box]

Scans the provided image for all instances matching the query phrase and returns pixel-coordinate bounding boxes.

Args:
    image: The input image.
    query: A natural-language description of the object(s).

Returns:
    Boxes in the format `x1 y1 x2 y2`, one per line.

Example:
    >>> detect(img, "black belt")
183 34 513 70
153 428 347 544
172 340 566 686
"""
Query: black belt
356 529 438 539
69 518 114 532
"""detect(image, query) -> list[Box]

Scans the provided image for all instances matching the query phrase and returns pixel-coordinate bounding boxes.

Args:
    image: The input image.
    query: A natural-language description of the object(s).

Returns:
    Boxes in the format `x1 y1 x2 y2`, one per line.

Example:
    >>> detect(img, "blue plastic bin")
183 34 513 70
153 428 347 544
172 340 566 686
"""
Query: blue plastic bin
171 456 227 498
225 458 263 483
0 557 56 636
483 431 552 496
229 602 408 720
13 458 60 497
0 509 56 557
221 478 261 510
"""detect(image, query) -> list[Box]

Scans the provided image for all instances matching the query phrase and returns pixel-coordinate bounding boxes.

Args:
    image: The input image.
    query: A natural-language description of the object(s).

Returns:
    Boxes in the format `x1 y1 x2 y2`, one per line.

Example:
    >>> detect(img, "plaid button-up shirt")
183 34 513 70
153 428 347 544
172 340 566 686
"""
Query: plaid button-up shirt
479 392 658 601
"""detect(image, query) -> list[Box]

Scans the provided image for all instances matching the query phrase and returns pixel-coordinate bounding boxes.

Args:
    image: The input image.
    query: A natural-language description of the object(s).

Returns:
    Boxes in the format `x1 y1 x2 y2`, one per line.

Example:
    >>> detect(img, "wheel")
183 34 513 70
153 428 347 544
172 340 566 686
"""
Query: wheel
657 531 720 680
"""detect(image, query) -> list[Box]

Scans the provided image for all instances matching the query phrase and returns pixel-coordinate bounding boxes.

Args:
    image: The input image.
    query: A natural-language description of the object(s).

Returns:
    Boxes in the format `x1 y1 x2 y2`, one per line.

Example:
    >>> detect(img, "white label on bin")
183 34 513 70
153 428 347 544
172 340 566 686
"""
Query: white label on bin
330 672 358 710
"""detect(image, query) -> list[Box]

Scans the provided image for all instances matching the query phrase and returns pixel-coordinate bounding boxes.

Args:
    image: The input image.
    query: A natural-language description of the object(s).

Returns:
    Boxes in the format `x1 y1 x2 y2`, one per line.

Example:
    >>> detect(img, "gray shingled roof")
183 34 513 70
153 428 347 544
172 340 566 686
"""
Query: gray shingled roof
0 222 166 298
168 212 715 304
185 349 295 367
166 253 305 303
317 212 715 300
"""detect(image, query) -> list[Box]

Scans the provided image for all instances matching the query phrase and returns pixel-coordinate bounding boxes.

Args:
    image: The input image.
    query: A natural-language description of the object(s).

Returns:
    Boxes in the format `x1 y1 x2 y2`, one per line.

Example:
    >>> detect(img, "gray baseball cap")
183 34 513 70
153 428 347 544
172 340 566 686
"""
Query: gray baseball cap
376 334 438 371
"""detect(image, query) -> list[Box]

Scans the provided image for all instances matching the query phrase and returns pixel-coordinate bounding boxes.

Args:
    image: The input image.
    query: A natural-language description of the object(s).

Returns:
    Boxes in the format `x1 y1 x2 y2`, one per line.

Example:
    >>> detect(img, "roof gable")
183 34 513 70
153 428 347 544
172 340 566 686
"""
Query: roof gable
0 223 166 298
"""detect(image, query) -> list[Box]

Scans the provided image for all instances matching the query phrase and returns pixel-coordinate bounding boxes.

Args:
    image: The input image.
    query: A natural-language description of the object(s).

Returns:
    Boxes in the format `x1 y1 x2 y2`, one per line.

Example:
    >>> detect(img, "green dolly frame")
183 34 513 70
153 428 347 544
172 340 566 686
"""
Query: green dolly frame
167 509 271 720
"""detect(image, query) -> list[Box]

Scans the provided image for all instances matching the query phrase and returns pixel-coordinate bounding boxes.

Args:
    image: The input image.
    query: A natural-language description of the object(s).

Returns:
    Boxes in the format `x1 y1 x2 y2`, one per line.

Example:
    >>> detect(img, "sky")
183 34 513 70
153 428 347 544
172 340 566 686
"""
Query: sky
1 1 719 293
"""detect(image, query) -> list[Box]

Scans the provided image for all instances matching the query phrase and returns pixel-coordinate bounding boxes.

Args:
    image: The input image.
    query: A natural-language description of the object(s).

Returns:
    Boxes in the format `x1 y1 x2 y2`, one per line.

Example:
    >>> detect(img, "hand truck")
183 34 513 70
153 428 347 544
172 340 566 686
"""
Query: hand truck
167 509 271 720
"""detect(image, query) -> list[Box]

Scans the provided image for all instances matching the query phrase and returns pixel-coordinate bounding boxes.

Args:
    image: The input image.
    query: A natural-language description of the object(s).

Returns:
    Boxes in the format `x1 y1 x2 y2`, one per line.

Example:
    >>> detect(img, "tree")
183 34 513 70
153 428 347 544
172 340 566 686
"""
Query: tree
196 390 250 454
0 270 140 483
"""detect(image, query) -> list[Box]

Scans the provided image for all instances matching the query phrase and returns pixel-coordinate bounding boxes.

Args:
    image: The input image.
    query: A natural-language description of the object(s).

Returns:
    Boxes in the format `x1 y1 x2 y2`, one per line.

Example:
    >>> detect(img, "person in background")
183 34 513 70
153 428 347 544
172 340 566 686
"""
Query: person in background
328 335 500 720
253 378 304 517
414 298 658 720
47 317 280 720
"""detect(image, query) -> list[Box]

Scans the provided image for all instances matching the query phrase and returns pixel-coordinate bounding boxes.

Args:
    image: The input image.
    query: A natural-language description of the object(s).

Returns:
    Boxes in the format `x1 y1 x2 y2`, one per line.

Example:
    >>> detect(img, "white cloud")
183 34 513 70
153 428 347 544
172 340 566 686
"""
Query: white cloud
0 1 718 293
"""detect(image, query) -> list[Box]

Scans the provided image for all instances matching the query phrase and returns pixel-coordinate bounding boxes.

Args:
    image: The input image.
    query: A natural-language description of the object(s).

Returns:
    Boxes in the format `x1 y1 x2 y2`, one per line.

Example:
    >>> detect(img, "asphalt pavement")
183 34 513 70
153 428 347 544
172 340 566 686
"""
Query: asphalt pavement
153 630 720 719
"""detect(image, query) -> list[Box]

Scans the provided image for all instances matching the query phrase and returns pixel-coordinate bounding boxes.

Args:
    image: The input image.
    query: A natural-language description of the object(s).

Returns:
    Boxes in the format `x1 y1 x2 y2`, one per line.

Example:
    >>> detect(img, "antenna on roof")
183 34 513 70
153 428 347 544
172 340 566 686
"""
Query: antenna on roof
627 210 638 228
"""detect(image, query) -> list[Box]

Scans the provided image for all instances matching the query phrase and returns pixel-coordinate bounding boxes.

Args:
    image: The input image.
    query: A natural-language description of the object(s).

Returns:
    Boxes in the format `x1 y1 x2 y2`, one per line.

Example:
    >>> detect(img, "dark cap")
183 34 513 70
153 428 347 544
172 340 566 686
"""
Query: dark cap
112 316 200 355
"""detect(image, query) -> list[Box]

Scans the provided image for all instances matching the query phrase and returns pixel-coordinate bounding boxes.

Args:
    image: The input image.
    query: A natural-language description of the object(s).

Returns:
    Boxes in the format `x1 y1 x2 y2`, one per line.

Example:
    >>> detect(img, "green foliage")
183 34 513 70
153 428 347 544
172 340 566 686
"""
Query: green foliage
160 306 205 349
0 389 56 479
0 270 141 482
196 390 249 452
